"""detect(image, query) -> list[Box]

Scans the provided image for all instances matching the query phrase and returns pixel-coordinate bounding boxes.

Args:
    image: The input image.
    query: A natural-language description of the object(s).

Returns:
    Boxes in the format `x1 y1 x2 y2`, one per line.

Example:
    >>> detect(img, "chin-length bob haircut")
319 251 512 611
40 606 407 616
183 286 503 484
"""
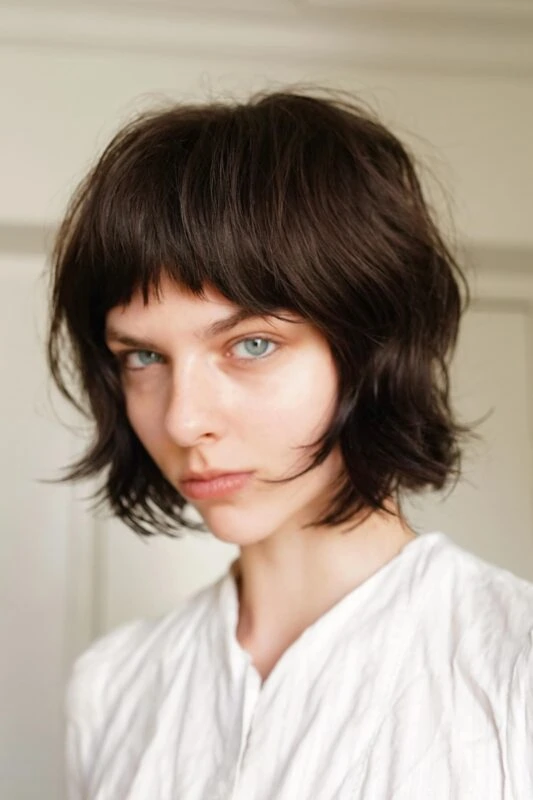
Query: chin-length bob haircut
47 86 474 537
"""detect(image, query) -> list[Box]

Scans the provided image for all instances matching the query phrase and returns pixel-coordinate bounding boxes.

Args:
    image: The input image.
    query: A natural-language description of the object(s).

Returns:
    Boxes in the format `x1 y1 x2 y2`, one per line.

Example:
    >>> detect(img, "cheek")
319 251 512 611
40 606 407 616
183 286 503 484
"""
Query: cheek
255 356 337 445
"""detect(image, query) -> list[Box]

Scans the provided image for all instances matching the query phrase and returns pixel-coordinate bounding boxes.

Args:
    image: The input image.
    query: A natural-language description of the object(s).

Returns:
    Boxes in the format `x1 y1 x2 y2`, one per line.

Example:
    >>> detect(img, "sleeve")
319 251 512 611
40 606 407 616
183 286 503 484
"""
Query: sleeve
506 627 533 798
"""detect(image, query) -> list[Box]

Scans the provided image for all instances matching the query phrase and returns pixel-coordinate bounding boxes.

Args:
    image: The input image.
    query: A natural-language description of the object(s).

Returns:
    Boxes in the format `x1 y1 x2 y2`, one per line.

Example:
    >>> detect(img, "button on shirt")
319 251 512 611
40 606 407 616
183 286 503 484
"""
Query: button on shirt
66 533 533 799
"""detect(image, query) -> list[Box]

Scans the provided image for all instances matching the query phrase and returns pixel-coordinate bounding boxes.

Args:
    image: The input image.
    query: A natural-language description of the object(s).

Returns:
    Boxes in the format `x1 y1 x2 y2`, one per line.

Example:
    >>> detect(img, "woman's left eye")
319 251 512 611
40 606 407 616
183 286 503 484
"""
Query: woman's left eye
232 338 277 360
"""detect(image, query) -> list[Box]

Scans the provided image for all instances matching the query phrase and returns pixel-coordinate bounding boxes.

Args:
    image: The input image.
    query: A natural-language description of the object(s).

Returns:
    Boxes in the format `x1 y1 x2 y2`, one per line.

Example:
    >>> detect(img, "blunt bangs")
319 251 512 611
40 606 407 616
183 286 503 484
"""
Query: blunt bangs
47 87 476 536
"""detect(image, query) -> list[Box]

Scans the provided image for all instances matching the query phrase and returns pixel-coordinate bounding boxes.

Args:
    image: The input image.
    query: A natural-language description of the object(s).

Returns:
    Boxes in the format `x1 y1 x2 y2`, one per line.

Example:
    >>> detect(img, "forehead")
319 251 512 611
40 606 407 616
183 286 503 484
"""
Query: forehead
116 276 231 310
107 278 239 325
105 276 300 340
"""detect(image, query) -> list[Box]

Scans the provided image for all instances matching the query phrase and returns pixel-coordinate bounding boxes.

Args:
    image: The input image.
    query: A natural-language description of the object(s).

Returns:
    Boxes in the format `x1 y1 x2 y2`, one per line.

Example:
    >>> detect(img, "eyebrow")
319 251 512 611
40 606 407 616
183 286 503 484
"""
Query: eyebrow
105 309 283 349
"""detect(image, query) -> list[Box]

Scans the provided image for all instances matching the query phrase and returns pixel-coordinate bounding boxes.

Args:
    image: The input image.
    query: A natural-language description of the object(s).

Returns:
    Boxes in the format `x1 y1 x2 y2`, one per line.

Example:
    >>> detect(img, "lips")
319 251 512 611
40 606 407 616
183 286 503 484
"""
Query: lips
179 471 252 500
181 469 244 482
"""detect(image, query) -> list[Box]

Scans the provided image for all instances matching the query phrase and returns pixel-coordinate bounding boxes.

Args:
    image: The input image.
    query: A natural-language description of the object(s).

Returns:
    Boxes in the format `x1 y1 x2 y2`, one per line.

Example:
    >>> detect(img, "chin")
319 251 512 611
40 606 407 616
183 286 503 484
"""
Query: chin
200 506 278 546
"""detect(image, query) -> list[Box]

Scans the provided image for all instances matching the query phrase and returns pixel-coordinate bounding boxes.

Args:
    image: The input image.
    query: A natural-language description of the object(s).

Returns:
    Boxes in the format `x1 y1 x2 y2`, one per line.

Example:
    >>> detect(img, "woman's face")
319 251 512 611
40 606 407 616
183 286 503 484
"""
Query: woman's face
106 276 344 545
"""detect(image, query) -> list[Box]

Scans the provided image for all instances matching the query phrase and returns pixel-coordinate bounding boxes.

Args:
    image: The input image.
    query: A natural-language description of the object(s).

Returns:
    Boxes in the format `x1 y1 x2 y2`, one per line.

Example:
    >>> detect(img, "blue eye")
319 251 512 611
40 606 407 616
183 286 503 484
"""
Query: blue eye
233 338 276 360
124 350 164 370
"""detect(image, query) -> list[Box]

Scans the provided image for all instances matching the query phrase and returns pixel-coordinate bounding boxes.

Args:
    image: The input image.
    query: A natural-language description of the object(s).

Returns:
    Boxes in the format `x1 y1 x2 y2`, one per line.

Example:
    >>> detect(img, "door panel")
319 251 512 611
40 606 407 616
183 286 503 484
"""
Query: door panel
404 302 533 580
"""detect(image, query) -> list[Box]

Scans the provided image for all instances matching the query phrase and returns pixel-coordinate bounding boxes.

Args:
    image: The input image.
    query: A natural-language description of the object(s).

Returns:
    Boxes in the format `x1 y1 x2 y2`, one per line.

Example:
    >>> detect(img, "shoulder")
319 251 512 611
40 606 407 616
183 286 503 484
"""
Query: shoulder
417 533 533 644
422 533 533 715
66 574 224 727
404 534 533 706
400 534 533 790
64 574 229 795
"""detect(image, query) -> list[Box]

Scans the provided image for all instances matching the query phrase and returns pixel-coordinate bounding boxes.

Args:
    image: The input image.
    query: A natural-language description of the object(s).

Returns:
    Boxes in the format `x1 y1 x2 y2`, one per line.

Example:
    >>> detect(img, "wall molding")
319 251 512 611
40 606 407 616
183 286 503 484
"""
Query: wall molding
0 223 54 257
1 2 533 78
464 243 533 305
1 223 532 280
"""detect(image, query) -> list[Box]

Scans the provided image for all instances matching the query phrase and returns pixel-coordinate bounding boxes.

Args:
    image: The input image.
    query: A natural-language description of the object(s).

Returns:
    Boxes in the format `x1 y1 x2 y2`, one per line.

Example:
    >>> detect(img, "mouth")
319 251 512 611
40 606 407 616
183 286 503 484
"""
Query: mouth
179 472 253 500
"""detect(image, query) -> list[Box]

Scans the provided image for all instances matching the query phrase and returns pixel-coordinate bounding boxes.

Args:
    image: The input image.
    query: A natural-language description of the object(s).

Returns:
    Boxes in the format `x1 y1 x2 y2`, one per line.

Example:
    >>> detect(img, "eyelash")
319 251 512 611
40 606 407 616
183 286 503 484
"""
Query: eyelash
116 336 279 371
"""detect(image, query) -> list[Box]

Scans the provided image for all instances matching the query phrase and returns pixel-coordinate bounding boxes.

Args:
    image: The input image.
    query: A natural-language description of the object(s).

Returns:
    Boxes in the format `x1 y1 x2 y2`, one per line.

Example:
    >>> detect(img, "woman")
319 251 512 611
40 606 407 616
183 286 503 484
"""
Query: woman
48 88 533 799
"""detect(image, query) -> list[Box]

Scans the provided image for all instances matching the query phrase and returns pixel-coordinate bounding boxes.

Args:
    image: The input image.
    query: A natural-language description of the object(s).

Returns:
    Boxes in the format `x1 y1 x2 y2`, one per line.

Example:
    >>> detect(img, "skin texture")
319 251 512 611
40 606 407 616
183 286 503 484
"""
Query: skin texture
106 275 416 680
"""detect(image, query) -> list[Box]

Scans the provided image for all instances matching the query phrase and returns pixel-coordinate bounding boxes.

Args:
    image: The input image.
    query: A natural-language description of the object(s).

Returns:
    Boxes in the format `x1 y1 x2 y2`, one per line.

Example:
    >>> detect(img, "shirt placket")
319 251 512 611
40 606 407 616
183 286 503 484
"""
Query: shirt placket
227 660 262 800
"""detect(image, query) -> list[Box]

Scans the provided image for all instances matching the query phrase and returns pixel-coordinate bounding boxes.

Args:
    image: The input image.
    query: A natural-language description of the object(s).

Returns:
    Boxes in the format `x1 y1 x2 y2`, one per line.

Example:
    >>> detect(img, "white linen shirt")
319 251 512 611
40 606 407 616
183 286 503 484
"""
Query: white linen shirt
66 532 533 799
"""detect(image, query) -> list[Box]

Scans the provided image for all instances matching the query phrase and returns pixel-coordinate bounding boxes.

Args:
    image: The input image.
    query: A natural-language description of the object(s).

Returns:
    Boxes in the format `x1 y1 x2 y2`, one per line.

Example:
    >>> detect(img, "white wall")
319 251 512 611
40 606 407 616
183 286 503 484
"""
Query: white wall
1 3 533 247
1 51 532 248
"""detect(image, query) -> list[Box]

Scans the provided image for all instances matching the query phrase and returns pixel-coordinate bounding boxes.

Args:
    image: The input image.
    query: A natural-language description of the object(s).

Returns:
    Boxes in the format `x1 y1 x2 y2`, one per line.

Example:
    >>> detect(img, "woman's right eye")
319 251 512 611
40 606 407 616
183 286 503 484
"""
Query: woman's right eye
119 350 165 370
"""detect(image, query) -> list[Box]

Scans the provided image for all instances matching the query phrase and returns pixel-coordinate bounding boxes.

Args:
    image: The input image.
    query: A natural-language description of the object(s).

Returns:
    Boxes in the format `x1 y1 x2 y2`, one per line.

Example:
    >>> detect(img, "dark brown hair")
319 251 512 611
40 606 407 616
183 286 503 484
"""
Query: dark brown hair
47 86 474 537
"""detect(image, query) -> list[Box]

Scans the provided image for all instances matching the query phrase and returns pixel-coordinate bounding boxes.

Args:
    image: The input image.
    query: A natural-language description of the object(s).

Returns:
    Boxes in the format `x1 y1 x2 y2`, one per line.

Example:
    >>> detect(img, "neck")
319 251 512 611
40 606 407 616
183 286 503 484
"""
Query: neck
230 504 416 679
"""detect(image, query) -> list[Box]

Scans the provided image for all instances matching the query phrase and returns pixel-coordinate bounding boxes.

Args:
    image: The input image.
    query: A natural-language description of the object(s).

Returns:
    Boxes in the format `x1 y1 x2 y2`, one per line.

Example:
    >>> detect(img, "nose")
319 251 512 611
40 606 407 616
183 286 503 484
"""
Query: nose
163 359 225 448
